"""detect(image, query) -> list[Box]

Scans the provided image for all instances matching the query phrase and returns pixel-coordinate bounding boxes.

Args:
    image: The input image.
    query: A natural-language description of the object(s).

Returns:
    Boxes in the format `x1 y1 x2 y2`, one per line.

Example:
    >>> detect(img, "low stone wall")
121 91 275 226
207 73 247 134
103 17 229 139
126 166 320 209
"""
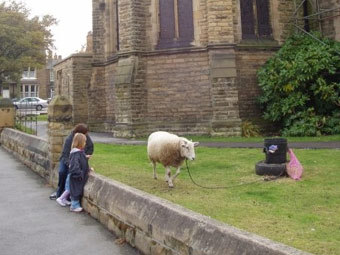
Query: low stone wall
0 128 50 179
0 128 310 255
82 174 310 255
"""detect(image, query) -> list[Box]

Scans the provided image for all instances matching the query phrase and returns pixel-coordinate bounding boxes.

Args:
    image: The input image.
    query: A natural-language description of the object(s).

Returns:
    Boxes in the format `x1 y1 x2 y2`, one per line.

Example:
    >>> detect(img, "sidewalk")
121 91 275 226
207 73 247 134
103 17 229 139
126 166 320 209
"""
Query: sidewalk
37 121 340 149
0 147 138 255
90 132 340 149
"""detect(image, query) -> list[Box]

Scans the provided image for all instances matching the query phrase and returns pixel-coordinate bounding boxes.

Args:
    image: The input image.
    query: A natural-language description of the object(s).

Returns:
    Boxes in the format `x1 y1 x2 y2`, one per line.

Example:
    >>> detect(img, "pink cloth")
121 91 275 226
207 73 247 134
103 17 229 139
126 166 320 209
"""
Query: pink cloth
286 149 303 180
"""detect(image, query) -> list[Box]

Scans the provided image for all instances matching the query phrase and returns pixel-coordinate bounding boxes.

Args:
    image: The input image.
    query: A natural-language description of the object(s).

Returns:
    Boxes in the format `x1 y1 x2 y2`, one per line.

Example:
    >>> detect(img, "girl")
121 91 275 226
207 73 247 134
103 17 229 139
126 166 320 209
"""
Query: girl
56 133 90 212
50 123 93 200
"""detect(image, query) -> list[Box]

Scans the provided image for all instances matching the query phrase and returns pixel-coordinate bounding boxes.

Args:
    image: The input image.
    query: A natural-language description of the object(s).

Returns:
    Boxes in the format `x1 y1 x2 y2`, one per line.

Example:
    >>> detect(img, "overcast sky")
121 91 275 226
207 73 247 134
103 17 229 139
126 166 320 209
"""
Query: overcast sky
12 0 92 58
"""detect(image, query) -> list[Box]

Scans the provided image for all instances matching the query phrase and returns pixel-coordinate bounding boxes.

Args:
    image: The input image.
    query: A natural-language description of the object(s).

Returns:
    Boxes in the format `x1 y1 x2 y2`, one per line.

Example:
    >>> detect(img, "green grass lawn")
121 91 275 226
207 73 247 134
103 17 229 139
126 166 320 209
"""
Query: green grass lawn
37 114 48 121
14 123 36 135
90 143 340 255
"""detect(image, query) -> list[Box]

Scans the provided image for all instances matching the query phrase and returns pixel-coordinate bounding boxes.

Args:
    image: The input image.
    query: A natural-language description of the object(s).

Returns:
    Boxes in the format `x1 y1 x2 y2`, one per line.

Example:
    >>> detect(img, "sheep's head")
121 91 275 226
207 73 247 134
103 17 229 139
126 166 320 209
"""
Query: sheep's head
179 138 199 160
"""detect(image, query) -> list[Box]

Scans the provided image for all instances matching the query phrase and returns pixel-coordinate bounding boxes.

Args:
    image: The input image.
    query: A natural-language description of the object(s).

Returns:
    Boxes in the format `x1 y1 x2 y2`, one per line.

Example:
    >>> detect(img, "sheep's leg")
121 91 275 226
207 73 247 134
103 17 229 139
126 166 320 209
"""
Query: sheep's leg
152 162 157 179
165 167 171 182
168 177 174 188
169 167 181 187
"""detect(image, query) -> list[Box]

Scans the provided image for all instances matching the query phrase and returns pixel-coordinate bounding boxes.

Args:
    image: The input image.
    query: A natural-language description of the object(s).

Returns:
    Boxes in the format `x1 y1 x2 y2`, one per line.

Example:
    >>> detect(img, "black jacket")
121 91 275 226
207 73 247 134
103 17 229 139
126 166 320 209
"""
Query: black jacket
69 149 89 201
59 132 93 166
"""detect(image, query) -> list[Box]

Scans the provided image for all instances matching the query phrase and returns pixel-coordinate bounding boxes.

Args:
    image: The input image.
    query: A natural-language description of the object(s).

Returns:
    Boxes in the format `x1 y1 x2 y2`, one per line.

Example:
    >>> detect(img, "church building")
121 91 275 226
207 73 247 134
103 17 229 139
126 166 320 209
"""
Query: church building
54 0 340 137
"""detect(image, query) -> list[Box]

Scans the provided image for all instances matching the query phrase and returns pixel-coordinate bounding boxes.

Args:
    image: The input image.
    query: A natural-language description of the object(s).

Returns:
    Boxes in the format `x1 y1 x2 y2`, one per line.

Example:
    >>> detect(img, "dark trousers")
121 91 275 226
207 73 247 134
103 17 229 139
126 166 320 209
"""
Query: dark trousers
56 161 69 198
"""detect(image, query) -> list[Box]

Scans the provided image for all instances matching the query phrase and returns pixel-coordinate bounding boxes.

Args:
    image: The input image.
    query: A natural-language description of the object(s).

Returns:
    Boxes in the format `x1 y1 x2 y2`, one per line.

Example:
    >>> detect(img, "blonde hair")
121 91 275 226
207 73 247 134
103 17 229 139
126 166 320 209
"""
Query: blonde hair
71 133 87 150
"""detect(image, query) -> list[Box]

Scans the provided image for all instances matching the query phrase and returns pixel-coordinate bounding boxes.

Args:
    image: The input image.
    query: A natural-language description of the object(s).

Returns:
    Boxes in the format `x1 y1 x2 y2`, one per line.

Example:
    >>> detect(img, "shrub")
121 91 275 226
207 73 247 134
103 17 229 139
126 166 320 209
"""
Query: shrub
257 32 340 136
241 121 261 137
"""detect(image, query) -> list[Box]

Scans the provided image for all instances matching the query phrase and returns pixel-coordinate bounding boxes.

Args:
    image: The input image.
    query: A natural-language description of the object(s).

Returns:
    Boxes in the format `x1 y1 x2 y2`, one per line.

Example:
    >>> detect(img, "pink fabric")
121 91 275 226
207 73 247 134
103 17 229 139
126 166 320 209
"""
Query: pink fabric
59 190 70 201
286 149 303 180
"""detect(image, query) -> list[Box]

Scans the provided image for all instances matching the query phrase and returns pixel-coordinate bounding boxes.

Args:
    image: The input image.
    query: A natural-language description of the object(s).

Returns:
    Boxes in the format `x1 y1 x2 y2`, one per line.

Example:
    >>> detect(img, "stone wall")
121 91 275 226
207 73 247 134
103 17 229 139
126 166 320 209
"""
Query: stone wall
144 50 212 135
0 99 15 129
236 47 278 121
82 174 311 255
92 0 106 63
0 129 50 179
88 65 113 132
319 0 340 40
56 0 302 137
54 53 92 125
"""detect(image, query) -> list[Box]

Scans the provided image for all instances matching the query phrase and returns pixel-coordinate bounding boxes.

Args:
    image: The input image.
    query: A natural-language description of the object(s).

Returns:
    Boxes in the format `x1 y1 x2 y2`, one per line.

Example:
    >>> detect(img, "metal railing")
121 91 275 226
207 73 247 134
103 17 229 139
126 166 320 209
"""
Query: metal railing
15 103 38 135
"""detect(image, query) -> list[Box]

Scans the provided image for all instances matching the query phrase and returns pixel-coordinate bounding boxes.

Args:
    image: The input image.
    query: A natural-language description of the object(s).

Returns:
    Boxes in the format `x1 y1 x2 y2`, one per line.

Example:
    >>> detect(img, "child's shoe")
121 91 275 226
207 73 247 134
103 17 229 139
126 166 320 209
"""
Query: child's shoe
70 206 83 212
64 200 71 206
56 197 66 207
49 192 57 200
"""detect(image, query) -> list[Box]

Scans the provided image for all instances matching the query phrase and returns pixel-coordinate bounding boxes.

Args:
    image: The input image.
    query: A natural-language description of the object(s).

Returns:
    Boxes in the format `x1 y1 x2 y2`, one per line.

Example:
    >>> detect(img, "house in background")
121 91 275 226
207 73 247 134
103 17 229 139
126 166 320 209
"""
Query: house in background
19 66 38 98
1 52 61 100
35 53 61 99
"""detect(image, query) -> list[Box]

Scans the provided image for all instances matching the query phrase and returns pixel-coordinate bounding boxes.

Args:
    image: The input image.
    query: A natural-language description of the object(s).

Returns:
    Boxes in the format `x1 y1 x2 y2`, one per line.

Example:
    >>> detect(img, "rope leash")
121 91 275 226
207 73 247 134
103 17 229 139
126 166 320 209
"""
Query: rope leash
185 160 283 190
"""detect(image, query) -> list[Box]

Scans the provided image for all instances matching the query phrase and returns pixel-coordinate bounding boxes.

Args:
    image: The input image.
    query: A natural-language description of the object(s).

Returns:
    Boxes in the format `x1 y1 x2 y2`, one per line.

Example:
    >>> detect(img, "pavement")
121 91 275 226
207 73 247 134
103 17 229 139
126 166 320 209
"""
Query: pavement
0 147 139 255
36 121 340 149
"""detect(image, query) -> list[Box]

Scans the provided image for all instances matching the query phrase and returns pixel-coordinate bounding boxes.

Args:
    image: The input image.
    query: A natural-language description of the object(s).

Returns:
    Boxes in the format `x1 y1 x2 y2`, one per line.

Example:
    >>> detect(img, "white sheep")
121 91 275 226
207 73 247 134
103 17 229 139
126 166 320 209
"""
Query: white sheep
147 131 199 187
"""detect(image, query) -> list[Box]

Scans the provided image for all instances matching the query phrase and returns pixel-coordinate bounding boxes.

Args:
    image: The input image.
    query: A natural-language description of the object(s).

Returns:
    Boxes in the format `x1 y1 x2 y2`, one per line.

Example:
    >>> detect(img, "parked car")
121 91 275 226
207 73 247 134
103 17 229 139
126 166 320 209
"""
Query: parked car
13 97 48 111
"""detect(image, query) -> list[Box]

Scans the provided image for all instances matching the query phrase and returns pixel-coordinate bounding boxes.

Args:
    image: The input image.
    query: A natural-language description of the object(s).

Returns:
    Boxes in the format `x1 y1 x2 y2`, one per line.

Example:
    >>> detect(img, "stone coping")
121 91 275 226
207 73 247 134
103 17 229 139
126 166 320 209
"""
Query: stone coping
0 128 50 180
0 128 48 157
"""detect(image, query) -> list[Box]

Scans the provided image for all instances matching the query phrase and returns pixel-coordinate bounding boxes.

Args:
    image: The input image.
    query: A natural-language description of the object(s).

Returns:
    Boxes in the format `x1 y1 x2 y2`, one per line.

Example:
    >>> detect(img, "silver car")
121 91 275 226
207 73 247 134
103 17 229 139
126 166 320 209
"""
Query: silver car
13 97 48 111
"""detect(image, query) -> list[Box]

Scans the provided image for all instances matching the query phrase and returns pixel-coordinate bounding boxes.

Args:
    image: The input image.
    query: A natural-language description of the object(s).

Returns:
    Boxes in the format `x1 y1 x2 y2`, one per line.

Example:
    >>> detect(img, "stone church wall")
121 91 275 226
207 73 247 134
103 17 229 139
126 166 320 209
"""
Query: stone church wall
144 51 212 135
54 53 92 125
236 47 278 121
319 0 340 40
55 0 340 137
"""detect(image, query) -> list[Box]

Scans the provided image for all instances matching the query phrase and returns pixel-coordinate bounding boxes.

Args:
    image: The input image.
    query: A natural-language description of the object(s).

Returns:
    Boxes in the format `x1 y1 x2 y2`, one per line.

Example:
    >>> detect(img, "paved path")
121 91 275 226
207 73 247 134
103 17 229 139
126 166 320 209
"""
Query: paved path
0 147 139 255
89 133 340 149
36 121 340 149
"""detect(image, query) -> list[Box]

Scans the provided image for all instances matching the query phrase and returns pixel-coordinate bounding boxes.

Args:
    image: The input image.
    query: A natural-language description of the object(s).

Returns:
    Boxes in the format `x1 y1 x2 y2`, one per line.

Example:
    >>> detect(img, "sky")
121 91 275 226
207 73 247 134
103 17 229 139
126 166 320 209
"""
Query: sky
12 0 92 58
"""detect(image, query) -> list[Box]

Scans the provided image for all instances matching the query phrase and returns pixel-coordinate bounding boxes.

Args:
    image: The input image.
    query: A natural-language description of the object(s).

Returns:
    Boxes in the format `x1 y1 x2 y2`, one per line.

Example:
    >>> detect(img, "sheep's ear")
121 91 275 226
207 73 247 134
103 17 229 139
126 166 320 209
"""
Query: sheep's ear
193 142 199 147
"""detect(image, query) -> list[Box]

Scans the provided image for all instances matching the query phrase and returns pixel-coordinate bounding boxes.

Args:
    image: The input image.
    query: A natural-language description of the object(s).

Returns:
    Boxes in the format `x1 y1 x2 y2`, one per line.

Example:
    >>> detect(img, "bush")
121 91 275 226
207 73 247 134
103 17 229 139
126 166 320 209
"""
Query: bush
257 32 340 136
241 121 261 137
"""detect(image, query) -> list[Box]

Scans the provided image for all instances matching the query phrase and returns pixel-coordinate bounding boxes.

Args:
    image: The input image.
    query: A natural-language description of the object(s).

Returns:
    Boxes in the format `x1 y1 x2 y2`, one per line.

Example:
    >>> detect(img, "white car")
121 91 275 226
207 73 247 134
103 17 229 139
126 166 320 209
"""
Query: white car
13 97 48 111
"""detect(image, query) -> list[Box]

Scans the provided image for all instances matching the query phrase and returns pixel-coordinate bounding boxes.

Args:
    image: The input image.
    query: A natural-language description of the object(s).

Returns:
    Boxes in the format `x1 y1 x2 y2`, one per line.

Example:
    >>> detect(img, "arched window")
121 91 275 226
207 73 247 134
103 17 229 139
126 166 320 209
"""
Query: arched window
240 0 272 40
157 0 194 49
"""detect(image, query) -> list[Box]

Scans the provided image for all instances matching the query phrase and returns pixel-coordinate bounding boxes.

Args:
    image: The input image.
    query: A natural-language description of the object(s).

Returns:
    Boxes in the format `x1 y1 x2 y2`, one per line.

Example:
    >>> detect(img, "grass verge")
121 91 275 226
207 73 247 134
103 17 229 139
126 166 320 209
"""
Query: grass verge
91 143 340 255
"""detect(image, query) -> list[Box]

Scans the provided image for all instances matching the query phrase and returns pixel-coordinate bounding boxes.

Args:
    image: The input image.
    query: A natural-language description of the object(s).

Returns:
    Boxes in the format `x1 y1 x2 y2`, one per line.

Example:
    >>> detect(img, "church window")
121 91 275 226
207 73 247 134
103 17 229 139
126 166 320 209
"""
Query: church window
157 0 194 49
240 0 272 39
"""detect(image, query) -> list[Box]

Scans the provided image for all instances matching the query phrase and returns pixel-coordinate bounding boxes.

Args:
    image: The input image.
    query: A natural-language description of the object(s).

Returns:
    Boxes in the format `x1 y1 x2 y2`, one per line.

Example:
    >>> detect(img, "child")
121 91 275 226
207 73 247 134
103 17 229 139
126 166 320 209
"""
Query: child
56 133 90 212
50 123 93 200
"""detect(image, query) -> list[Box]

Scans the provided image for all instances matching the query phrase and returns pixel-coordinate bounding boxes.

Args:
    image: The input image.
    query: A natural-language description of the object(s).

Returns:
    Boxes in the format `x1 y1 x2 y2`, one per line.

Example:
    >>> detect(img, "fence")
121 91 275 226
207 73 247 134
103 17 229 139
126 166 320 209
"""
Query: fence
15 103 38 135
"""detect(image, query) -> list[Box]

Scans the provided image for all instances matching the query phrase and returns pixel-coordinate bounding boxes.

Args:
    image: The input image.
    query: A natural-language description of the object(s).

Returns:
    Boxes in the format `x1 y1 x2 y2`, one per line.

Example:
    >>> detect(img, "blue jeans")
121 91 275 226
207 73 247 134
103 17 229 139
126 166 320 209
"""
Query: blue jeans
66 173 81 209
71 200 81 209
56 160 69 197
65 174 70 191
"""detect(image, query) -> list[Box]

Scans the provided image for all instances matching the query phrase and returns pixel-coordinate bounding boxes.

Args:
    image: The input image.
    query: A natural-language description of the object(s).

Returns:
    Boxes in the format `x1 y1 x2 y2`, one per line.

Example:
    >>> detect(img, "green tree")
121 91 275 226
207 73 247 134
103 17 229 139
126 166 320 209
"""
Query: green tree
257 33 340 136
0 1 56 84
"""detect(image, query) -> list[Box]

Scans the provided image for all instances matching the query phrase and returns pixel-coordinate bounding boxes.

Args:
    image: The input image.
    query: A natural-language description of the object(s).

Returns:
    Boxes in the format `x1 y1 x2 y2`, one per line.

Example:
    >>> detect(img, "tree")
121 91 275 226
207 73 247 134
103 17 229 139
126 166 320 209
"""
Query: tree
257 33 340 136
0 1 57 84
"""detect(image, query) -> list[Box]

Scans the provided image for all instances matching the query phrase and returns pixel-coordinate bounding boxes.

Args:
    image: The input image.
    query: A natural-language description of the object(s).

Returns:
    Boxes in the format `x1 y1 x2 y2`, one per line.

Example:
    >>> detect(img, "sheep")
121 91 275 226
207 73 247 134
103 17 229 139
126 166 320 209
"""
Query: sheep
147 131 199 187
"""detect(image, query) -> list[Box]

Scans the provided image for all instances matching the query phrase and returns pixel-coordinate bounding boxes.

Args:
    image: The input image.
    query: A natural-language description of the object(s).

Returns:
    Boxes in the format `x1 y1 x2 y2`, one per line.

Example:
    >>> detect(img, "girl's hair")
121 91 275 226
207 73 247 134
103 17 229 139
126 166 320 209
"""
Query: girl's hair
72 133 87 149
73 123 88 135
